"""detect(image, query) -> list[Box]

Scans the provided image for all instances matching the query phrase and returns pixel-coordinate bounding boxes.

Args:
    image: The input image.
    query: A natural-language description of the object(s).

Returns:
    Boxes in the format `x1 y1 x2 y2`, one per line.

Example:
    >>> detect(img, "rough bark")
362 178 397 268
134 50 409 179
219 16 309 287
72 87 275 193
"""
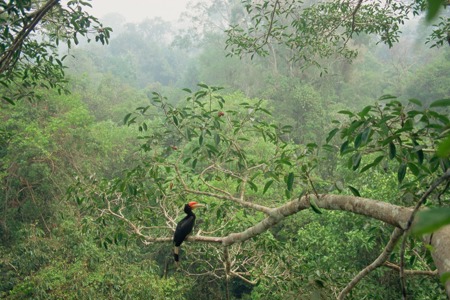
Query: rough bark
220 194 450 296
134 194 450 296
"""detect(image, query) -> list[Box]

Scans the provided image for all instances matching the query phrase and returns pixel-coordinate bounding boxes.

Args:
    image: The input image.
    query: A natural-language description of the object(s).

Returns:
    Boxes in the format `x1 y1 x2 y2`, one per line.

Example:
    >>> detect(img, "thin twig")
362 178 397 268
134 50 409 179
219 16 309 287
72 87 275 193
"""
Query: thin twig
384 261 438 277
338 228 404 299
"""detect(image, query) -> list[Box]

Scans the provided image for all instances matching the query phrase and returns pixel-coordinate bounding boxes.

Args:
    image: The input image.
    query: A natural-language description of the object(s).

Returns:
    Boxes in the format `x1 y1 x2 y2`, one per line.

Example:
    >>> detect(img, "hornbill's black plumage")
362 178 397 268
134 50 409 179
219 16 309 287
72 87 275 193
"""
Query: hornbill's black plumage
173 201 204 263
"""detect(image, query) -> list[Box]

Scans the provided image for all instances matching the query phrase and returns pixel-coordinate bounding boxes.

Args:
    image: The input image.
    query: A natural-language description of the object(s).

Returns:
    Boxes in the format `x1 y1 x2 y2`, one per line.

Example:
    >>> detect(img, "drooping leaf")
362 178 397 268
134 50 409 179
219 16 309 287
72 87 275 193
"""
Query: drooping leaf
248 180 258 192
263 180 274 195
123 113 132 125
426 0 446 22
338 110 355 117
408 98 422 106
379 94 397 101
340 140 349 155
197 83 209 89
310 197 322 214
429 98 450 108
335 180 344 192
354 133 362 149
352 153 362 170
397 163 407 183
407 162 420 176
214 133 221 146
417 149 425 164
286 172 294 192
361 127 371 145
389 142 396 159
357 106 372 118
412 207 450 235
2 96 15 105
326 128 339 143
348 185 361 197
437 135 450 158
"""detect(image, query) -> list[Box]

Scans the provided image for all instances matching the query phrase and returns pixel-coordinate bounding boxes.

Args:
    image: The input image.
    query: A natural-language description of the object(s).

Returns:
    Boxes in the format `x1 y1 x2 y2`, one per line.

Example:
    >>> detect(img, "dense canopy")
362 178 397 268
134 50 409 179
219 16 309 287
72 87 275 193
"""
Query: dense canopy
1 0 449 299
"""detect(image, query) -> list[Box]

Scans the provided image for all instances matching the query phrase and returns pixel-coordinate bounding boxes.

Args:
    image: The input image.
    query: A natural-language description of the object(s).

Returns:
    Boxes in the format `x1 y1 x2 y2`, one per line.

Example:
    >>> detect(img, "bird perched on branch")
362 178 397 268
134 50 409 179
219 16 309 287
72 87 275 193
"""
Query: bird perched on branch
173 201 205 264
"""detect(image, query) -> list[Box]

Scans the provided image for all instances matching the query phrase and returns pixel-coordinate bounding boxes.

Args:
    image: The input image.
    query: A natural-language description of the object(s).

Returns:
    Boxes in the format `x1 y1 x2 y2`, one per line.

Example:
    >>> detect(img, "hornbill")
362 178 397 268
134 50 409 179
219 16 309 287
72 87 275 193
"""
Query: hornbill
173 201 205 264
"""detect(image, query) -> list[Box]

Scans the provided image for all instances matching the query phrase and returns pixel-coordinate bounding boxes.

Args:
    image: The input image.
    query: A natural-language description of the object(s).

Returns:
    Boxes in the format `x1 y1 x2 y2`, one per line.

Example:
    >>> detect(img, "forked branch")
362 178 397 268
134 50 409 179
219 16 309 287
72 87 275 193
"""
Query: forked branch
338 228 404 299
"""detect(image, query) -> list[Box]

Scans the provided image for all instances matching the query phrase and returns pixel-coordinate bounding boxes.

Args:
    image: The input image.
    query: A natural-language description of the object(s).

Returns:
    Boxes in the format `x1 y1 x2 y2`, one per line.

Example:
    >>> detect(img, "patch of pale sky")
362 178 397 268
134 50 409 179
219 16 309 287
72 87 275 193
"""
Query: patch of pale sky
87 0 192 23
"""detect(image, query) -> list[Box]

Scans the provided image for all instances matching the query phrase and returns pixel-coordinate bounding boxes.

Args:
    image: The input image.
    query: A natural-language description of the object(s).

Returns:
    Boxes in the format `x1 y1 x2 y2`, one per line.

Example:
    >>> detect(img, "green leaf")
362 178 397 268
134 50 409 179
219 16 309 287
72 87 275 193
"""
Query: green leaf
361 127 371 145
360 163 373 173
348 185 361 197
199 134 204 146
397 163 407 183
357 106 372 118
417 149 425 164
123 113 132 125
310 197 322 214
335 181 344 192
379 94 397 101
259 108 272 115
286 172 294 192
338 110 355 117
389 142 396 159
285 189 291 199
248 180 258 192
360 156 384 173
340 140 349 155
214 133 221 146
263 180 274 195
437 135 450 158
408 98 422 106
197 83 209 89
173 115 179 126
354 133 362 149
2 96 15 105
429 98 450 108
352 153 362 170
326 128 339 143
407 162 420 176
412 207 450 235
441 272 450 285
426 0 446 22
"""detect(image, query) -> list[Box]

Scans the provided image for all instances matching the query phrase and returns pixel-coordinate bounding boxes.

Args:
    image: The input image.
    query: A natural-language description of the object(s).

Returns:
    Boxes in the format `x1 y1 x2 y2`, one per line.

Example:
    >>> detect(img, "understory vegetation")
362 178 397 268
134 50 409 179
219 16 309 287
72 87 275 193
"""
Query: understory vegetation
1 0 449 299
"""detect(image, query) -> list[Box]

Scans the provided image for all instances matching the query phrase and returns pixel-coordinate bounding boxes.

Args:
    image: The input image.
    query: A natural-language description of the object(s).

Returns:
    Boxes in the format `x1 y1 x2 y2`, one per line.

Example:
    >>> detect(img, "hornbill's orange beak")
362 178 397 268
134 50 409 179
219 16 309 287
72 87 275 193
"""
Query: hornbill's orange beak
188 201 206 209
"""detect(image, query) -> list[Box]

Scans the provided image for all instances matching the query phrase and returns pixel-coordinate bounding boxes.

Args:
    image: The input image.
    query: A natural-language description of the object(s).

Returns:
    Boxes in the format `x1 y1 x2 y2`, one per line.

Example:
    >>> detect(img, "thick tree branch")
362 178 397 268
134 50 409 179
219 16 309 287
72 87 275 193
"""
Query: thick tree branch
0 0 60 74
105 193 450 297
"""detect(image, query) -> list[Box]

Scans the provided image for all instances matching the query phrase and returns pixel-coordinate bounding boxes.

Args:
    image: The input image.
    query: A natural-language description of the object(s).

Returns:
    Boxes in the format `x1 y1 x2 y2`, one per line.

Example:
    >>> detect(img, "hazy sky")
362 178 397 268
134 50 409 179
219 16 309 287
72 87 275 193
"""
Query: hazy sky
88 0 191 22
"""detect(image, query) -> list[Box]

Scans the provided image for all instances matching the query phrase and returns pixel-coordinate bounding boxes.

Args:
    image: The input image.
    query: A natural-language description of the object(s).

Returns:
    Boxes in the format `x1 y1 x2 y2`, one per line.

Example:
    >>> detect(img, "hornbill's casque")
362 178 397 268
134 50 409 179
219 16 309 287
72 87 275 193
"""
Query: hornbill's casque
173 201 205 263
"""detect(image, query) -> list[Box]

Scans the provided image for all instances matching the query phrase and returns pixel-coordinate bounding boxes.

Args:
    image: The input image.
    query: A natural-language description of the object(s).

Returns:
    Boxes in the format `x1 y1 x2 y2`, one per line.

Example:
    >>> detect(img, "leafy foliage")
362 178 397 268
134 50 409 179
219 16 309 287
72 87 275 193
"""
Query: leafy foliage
0 0 112 104
1 1 450 299
331 96 449 192
225 0 448 67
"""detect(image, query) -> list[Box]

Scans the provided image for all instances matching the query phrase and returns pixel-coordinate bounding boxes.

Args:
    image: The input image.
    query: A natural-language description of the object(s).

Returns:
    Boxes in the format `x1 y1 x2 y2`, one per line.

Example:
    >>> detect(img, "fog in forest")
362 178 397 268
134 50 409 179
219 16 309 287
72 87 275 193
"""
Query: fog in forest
1 0 449 299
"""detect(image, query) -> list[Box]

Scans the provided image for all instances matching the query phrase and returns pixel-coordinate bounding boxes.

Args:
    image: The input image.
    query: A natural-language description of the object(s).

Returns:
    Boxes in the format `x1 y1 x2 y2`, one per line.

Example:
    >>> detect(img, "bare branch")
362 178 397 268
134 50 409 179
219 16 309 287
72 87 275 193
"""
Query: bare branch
384 261 439 277
338 228 404 299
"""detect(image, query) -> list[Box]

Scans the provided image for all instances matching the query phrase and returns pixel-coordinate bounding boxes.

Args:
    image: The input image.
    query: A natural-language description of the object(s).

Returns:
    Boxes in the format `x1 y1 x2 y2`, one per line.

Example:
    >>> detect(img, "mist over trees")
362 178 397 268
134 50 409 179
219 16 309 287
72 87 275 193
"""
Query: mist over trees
1 0 449 299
